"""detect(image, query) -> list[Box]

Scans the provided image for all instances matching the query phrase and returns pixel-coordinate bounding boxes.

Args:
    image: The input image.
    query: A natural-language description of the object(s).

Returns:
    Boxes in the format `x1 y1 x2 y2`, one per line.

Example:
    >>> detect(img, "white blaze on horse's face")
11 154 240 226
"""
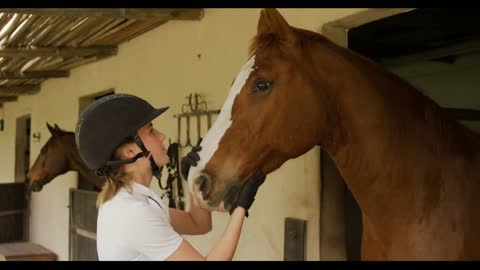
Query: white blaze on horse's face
187 56 256 207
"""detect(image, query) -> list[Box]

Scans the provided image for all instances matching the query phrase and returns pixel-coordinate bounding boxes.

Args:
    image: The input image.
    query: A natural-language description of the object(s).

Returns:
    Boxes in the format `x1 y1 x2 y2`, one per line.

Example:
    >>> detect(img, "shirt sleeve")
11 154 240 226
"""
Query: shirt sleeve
127 201 183 260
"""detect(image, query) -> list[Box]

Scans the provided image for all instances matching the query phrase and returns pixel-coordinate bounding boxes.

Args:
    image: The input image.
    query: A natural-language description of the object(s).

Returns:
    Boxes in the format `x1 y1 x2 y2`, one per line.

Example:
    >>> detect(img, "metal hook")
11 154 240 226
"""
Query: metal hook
196 114 201 145
207 112 212 130
190 93 198 113
32 132 41 142
182 103 188 114
185 115 193 147
177 116 188 148
196 93 208 112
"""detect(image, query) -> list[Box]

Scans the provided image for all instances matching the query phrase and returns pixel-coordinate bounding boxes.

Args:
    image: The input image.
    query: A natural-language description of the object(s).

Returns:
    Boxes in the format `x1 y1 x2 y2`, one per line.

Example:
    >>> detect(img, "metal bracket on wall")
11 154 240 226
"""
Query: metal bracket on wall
174 92 220 148
32 132 41 142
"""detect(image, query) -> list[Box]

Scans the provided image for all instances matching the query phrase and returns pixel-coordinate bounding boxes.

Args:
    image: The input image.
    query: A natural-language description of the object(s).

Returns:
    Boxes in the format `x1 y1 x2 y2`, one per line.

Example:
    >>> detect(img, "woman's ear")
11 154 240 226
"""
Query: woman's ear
117 143 138 160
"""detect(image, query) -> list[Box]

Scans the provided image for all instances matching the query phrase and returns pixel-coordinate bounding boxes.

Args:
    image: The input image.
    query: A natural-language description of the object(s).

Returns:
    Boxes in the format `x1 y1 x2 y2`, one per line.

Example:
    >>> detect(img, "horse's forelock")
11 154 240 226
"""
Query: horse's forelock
248 32 283 58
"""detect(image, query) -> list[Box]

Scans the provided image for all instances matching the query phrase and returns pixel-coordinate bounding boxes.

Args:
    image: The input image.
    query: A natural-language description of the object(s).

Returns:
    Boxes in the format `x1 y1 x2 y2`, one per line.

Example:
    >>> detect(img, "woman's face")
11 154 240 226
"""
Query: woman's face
137 122 169 167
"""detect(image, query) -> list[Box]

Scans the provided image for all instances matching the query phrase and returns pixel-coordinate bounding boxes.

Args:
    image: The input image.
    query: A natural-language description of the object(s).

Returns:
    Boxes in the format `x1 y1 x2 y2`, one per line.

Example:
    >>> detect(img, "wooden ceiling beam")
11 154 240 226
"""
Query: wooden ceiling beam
0 70 69 79
0 96 18 103
0 8 204 20
0 46 117 58
0 84 40 96
380 40 480 66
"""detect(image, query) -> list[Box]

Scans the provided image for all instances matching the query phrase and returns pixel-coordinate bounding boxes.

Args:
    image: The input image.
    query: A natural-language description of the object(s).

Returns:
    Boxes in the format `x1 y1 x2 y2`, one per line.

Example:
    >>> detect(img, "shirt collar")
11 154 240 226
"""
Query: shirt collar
129 181 154 197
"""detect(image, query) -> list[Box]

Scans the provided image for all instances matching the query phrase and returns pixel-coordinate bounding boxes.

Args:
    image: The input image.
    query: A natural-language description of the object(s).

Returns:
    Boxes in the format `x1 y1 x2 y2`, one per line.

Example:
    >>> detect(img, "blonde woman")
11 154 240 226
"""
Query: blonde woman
75 93 265 261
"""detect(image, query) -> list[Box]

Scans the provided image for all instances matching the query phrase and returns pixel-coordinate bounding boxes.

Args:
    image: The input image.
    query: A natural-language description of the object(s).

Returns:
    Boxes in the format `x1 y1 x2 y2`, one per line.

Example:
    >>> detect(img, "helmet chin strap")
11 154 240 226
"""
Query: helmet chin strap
133 134 163 180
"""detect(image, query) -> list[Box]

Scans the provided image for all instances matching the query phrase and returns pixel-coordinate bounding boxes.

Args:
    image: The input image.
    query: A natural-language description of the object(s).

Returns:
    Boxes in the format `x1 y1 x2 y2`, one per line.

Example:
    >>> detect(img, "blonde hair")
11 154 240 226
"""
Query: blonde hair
96 137 135 208
96 169 133 208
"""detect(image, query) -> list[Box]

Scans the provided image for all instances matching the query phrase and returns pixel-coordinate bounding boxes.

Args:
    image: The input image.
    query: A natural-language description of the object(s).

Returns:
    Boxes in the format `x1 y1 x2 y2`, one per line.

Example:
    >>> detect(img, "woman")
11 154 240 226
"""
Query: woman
75 93 265 261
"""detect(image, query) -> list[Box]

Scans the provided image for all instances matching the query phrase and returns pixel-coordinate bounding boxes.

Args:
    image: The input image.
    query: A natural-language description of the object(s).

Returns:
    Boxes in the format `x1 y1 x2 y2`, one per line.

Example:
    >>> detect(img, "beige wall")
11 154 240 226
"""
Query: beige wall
0 8 364 261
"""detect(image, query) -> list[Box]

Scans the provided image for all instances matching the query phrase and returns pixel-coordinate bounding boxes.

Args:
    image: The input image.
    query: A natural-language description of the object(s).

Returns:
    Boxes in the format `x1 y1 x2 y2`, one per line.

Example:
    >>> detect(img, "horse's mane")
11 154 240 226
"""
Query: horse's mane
248 27 328 58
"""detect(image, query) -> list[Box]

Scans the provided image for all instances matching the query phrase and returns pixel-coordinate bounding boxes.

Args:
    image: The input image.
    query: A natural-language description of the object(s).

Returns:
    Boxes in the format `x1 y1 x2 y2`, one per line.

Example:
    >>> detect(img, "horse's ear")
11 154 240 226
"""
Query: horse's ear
46 122 57 136
257 8 295 42
53 123 64 132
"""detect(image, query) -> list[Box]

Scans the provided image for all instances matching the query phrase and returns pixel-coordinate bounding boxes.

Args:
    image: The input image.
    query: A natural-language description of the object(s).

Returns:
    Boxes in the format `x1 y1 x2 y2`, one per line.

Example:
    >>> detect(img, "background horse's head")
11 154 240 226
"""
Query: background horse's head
26 123 76 192
187 9 329 212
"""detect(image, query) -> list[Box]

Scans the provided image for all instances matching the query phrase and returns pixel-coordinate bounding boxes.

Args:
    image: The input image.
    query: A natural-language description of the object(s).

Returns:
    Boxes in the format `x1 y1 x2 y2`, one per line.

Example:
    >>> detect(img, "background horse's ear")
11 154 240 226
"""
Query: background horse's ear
46 122 57 136
257 8 296 43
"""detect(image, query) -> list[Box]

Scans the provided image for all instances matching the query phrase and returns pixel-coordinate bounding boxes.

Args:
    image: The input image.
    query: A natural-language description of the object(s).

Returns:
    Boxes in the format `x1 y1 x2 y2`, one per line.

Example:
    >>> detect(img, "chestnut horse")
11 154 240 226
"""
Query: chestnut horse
186 9 480 260
26 123 103 192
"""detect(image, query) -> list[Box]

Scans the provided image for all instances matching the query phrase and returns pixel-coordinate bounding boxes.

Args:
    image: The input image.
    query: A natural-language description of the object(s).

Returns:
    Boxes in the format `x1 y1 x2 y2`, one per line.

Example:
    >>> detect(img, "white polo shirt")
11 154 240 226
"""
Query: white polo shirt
96 181 183 261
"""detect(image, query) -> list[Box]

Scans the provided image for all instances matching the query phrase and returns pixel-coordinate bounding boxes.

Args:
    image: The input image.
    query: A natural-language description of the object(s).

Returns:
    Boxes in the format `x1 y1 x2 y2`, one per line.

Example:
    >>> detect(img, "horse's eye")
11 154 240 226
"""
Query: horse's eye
253 80 272 92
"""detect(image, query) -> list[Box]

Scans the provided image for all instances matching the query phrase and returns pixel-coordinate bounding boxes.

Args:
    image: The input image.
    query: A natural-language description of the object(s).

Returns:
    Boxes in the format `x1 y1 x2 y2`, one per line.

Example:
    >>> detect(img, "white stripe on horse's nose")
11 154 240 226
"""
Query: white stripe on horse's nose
186 56 256 195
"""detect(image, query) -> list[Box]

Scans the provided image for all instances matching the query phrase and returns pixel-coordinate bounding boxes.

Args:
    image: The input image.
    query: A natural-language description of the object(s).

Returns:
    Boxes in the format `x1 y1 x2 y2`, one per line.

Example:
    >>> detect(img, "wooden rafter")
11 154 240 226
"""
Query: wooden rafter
381 40 480 66
0 71 69 79
0 84 40 96
0 96 18 102
0 46 117 58
0 8 204 20
0 9 201 99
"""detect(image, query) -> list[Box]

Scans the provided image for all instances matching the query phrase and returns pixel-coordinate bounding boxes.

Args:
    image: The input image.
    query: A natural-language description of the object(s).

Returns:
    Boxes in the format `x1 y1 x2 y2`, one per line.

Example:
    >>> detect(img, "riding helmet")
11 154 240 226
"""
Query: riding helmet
75 93 169 171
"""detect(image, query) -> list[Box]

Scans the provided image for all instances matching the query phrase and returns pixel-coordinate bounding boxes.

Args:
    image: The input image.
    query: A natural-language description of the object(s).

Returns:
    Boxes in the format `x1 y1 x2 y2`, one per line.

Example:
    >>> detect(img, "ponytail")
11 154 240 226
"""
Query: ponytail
96 168 132 208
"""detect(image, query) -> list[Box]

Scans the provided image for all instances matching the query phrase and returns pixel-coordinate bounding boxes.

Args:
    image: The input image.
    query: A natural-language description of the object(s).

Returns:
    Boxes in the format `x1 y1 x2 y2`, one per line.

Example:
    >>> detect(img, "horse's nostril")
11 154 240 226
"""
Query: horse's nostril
30 181 40 192
195 174 212 200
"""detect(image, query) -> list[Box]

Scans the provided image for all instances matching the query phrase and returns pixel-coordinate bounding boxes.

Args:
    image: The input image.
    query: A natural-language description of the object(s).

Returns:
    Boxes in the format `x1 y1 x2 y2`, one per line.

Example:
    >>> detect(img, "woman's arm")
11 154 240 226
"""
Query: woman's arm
165 207 246 261
169 194 212 235
165 172 265 261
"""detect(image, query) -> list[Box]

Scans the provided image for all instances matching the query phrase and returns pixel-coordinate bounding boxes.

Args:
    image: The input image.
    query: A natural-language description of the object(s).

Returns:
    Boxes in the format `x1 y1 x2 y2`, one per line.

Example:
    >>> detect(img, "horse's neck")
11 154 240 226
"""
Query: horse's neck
69 150 103 189
311 40 479 217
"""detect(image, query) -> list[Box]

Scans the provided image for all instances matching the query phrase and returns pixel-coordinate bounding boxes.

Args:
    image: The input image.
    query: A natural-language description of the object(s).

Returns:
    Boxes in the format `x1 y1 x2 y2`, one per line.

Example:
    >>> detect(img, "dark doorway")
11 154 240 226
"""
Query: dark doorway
14 114 31 241
15 115 31 184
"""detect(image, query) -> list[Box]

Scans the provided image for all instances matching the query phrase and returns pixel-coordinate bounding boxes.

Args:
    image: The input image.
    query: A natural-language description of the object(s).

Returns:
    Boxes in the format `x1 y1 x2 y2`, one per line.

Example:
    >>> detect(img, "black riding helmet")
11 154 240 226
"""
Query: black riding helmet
75 93 169 178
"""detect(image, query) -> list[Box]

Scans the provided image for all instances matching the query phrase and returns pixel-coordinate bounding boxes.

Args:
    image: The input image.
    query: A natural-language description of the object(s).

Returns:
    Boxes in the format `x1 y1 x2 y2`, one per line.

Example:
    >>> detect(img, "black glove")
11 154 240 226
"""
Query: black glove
180 139 202 180
229 171 266 217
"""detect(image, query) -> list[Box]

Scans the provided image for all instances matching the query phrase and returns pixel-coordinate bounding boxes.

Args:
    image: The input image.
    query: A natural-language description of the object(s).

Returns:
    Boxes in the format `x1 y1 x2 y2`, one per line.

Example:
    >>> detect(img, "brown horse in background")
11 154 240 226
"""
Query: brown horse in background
26 123 103 192
186 9 480 260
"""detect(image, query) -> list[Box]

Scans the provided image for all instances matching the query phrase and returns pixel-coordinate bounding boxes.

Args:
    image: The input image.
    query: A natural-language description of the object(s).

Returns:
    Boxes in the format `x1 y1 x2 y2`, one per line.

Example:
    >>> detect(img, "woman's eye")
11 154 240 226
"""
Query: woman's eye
253 80 272 92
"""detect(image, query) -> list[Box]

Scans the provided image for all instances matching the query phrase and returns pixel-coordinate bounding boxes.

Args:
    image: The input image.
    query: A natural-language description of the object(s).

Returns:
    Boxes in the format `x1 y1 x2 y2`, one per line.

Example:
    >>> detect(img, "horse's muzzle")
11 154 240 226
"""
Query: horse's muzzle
192 172 241 213
28 181 43 192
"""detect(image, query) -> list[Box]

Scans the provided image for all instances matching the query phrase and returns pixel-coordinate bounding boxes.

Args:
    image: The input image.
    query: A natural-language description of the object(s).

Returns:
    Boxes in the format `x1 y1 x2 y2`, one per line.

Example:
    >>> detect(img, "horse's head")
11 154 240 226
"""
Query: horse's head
187 9 326 212
26 123 75 192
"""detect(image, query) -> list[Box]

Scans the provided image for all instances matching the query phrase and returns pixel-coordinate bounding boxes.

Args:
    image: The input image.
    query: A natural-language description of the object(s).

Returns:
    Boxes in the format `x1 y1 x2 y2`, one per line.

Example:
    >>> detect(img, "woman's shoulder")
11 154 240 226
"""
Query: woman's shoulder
99 189 161 218
99 190 143 213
